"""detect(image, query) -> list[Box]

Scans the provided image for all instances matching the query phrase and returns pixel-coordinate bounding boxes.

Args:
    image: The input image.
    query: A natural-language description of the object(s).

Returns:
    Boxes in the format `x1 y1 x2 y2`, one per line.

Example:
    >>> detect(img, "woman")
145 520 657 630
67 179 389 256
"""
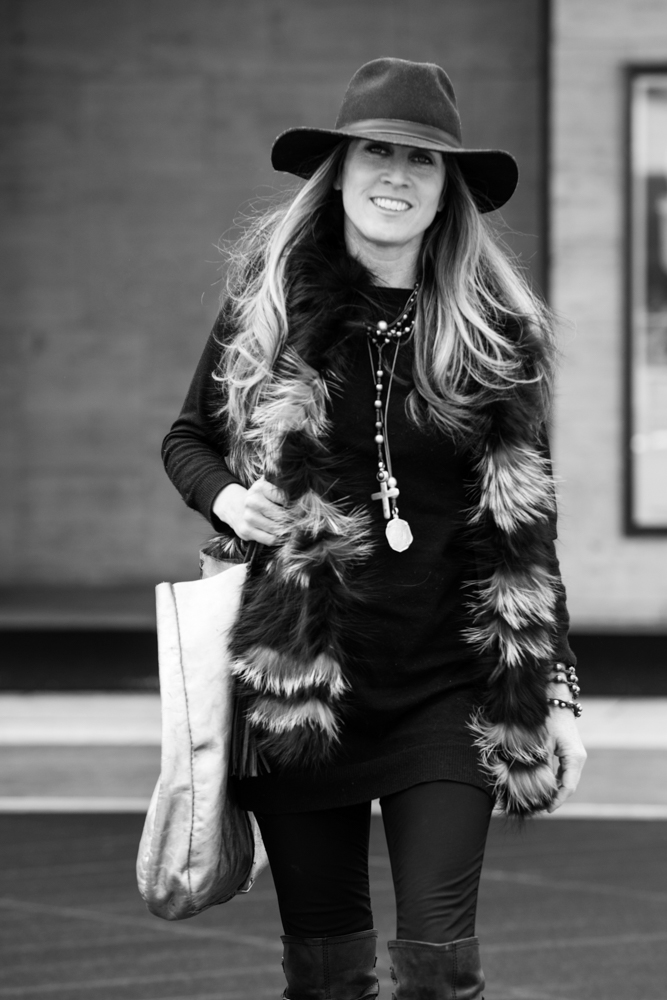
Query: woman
162 58 586 1000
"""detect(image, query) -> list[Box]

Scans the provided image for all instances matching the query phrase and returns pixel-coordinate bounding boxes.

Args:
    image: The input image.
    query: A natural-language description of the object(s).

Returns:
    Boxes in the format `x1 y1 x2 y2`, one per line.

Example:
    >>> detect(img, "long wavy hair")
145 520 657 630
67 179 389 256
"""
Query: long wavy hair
218 142 555 444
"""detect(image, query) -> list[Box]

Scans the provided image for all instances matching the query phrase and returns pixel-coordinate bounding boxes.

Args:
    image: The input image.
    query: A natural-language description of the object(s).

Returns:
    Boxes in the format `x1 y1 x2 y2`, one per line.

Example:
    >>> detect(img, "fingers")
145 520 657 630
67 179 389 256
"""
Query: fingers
547 762 583 812
253 478 287 507
237 478 287 546
548 778 583 813
545 736 587 814
247 478 286 514
547 790 568 814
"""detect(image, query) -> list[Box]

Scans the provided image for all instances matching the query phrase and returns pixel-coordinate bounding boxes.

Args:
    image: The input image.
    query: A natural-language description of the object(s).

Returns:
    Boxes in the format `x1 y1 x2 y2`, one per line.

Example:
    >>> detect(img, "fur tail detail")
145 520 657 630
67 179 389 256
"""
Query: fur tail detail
232 687 341 777
233 646 348 700
469 712 558 816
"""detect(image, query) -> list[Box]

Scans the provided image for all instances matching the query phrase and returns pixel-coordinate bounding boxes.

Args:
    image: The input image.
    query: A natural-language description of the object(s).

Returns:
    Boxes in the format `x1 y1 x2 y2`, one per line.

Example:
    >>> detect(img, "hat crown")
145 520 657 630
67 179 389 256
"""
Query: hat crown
270 57 519 213
335 58 462 143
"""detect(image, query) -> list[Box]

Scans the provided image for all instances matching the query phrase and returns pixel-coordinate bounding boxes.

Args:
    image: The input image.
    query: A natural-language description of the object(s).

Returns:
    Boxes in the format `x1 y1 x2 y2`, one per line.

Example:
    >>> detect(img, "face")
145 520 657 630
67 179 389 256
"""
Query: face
335 139 446 260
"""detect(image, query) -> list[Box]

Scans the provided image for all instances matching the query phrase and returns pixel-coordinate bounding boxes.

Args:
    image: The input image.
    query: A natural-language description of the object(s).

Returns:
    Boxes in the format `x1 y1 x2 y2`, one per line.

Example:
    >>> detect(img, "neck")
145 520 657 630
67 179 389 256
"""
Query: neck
344 224 420 288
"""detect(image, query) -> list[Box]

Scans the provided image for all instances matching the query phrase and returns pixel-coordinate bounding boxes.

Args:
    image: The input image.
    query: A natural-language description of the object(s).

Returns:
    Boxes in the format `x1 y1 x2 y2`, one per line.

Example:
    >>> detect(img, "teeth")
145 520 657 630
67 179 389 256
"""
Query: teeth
372 197 410 212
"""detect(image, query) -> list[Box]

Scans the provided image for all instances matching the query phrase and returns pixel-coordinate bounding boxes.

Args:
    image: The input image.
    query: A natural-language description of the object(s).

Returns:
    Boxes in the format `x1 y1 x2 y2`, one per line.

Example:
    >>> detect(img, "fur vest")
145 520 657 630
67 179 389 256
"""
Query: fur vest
209 247 572 818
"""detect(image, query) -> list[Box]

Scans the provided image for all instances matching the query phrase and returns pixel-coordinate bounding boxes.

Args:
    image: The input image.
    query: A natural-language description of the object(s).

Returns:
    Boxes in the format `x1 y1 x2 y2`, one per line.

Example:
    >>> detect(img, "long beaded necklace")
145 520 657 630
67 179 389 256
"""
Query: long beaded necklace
365 283 419 552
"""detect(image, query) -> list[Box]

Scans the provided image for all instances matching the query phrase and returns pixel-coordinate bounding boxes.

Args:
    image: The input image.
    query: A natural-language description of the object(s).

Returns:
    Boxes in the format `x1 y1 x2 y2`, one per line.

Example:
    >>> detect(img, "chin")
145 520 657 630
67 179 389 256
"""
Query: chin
375 233 417 251
363 221 413 243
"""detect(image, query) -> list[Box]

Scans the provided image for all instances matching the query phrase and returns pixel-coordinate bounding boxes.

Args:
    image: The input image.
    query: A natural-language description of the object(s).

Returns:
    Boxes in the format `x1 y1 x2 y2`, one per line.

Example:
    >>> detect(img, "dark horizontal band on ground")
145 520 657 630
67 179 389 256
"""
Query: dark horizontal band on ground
0 630 665 694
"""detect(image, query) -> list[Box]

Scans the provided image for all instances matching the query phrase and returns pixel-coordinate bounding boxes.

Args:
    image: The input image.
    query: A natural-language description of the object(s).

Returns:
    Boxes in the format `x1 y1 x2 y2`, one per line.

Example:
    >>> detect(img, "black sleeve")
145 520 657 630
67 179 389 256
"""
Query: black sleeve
545 519 577 668
161 310 243 530
540 430 577 669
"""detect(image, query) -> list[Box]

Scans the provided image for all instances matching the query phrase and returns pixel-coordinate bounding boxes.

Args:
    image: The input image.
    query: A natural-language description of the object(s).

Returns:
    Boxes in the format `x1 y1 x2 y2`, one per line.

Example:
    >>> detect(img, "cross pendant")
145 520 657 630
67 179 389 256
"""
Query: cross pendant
371 480 400 519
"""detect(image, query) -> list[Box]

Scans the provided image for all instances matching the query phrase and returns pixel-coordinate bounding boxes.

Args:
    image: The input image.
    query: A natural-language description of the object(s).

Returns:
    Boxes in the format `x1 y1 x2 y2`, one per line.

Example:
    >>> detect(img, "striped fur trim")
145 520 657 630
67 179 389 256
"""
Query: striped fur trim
227 350 331 486
224 343 375 774
465 619 555 671
473 565 558 631
248 696 339 737
214 284 568 809
463 430 564 813
243 698 341 771
233 646 348 700
464 564 559 669
246 695 341 769
273 493 375 587
469 714 558 816
472 443 555 533
463 565 559 670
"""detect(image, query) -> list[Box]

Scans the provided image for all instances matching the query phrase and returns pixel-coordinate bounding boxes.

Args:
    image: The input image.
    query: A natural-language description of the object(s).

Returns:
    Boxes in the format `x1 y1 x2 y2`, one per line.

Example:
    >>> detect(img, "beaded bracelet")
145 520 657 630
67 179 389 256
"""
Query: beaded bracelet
547 696 583 718
548 663 581 698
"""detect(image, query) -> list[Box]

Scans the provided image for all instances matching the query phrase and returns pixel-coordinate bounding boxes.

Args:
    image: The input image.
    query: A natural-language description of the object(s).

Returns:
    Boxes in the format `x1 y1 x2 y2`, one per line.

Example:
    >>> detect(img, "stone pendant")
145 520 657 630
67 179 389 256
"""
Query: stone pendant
386 517 413 552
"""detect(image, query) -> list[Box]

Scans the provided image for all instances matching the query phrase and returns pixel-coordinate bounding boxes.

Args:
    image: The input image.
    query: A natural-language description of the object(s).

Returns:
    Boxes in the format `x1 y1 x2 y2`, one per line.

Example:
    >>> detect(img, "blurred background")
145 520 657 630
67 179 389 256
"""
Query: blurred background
2 0 666 684
1 2 667 998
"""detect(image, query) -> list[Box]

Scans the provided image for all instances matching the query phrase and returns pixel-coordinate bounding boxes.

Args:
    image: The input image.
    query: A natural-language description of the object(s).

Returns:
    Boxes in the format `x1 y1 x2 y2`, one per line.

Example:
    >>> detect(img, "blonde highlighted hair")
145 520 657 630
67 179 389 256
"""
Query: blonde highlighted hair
219 143 554 444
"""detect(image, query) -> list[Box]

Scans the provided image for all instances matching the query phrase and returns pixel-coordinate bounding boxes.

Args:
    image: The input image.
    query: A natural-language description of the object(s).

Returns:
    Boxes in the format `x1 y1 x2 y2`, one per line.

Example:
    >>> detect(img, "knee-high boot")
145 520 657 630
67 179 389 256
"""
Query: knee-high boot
387 937 485 1000
281 929 379 1000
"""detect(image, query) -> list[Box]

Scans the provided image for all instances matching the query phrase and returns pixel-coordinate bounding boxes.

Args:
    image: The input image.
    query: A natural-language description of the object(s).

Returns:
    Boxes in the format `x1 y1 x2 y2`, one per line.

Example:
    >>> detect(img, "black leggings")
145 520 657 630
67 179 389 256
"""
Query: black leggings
255 780 493 943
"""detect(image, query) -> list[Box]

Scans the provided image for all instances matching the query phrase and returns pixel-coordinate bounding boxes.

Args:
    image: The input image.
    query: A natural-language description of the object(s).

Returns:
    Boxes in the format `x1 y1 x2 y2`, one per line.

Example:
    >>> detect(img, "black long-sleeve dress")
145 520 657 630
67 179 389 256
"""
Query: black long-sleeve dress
162 288 575 813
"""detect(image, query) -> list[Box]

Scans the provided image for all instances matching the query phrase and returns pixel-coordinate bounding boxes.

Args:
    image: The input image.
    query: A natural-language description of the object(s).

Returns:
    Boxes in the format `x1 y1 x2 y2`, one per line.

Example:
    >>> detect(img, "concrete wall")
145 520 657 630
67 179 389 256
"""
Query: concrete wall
551 0 667 629
1 0 546 585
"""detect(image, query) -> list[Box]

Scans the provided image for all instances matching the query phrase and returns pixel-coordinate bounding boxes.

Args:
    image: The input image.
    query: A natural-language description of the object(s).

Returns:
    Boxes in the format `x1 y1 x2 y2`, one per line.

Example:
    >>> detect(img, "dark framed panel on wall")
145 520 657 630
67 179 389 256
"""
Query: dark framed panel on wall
625 65 667 534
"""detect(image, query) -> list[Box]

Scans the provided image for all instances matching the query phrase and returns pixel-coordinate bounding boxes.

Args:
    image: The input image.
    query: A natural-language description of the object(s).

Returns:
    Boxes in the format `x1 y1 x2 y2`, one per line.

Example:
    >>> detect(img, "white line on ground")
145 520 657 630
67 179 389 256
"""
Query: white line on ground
483 929 667 953
482 868 667 904
0 694 161 745
533 802 667 819
3 695 667 746
0 797 666 819
0 796 151 812
0 897 282 950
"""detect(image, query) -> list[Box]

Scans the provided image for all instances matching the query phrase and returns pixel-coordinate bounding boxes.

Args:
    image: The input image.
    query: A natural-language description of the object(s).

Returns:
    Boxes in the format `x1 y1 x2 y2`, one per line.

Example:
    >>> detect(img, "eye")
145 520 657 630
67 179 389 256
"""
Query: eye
364 142 391 156
410 150 436 166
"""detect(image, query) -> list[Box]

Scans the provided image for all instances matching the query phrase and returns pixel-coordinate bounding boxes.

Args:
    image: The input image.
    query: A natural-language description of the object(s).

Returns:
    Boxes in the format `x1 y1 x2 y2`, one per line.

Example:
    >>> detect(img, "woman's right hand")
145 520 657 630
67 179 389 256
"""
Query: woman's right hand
212 479 287 547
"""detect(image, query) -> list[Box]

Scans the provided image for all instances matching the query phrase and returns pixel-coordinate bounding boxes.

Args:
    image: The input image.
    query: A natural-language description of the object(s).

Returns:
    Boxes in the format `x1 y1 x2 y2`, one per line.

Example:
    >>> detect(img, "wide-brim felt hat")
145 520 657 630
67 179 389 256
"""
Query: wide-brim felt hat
271 57 518 213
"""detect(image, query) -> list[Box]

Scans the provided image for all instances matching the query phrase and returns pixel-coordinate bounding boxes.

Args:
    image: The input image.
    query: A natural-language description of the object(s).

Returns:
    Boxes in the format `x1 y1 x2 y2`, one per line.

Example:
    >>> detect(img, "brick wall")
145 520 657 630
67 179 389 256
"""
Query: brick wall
1 0 546 584
551 0 667 628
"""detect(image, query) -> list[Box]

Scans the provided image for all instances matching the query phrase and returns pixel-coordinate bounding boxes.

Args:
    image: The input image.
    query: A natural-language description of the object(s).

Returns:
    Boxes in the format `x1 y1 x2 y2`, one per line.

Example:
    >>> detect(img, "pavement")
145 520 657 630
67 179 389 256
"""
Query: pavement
1 694 666 817
1 811 666 1000
1 694 666 999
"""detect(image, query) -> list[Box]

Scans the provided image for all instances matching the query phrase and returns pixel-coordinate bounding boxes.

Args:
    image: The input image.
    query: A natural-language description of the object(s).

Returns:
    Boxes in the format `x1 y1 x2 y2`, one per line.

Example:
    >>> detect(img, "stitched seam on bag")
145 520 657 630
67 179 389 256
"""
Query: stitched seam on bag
173 592 196 903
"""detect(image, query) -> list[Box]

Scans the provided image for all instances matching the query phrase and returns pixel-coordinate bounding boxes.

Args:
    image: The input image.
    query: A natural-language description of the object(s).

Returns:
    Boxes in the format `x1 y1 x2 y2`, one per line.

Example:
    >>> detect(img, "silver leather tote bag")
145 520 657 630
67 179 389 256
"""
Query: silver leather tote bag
136 556 268 920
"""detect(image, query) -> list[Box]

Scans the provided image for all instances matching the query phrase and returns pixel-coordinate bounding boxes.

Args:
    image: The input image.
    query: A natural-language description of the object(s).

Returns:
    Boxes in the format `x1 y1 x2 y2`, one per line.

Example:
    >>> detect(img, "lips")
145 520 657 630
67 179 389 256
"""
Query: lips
371 197 411 212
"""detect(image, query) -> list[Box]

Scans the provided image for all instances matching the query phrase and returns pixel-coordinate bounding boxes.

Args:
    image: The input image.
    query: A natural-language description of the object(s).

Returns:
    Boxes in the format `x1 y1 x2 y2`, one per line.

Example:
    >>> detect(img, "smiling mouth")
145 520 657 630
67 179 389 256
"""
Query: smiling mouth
371 197 411 212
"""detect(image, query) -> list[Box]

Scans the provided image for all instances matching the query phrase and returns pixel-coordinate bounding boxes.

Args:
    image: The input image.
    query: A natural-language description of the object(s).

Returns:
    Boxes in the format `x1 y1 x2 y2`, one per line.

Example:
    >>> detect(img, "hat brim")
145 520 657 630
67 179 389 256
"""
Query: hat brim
271 126 519 213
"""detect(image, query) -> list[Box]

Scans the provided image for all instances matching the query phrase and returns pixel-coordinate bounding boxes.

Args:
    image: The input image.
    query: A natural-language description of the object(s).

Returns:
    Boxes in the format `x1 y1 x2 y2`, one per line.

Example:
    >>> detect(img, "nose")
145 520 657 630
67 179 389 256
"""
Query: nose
381 153 410 187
